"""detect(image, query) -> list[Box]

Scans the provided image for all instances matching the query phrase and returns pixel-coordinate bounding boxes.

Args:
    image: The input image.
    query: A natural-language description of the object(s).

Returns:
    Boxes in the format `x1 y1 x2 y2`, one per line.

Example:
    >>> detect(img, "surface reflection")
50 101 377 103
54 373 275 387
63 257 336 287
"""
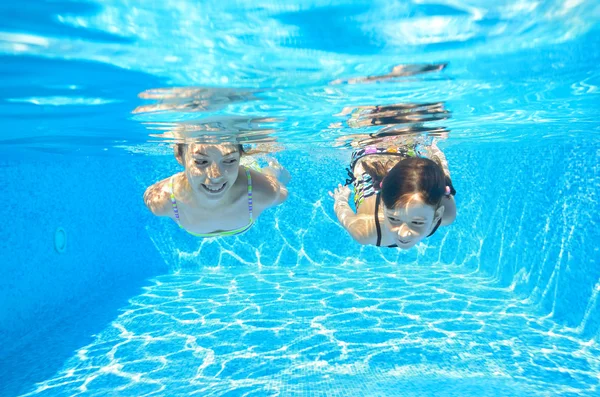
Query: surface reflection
144 116 281 145
133 87 261 114
333 102 450 148
133 86 283 146
331 63 447 85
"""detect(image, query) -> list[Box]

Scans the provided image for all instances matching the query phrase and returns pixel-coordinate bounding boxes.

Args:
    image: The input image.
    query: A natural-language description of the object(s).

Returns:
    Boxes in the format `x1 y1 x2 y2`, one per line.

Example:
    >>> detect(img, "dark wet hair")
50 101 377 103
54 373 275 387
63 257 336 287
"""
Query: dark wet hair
363 157 455 208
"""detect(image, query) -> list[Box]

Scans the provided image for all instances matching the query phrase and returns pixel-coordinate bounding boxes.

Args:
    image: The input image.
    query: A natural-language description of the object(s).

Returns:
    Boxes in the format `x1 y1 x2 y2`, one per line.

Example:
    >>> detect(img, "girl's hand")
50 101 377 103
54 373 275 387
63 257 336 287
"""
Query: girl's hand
329 184 351 202
264 158 291 185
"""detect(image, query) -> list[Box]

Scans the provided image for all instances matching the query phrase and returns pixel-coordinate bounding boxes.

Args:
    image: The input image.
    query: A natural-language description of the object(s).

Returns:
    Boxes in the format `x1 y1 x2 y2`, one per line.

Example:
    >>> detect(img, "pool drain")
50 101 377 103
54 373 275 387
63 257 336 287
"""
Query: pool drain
54 227 67 253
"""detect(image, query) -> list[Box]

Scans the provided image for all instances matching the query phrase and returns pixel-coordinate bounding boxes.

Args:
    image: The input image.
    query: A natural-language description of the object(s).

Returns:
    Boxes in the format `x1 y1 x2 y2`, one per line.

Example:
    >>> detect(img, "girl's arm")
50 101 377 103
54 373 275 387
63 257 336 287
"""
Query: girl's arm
427 141 457 225
261 158 291 186
252 167 289 209
427 141 451 178
143 179 172 217
259 158 290 207
330 185 373 244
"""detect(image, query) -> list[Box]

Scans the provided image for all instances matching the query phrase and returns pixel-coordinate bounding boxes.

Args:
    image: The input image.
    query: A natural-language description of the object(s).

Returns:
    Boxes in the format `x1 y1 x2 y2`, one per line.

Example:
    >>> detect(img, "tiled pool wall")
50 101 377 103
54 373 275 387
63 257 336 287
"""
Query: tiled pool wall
461 138 600 339
0 154 166 360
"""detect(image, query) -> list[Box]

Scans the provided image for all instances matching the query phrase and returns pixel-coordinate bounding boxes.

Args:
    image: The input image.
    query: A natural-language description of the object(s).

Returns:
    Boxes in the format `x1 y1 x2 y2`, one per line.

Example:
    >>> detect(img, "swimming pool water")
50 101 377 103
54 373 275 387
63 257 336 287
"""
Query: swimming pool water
1 1 599 396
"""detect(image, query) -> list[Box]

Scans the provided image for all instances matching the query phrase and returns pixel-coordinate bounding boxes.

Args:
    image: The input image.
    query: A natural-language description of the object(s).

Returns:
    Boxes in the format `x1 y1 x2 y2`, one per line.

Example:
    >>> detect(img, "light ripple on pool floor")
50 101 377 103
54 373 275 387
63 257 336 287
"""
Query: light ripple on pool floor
22 262 600 397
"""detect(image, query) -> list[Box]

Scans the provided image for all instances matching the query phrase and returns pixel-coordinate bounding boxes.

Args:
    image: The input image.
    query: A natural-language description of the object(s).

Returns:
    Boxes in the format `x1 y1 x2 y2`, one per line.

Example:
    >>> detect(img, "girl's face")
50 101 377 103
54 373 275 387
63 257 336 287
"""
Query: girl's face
382 196 444 249
182 144 241 201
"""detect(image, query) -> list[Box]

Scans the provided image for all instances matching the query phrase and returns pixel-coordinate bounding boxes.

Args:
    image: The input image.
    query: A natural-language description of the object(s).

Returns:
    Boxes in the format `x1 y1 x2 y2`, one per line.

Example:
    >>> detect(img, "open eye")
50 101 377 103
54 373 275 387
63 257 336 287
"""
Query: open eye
195 160 208 166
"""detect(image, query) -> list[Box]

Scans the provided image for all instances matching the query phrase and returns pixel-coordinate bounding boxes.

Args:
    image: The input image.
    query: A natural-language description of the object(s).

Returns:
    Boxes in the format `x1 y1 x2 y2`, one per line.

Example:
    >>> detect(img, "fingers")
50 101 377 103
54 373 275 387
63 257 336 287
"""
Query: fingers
329 186 341 198
329 184 349 201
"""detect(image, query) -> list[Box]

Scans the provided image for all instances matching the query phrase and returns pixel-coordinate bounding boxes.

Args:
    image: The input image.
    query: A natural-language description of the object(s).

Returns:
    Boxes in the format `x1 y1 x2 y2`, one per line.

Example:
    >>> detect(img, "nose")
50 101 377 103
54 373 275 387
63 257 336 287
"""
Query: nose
397 223 412 239
206 162 223 180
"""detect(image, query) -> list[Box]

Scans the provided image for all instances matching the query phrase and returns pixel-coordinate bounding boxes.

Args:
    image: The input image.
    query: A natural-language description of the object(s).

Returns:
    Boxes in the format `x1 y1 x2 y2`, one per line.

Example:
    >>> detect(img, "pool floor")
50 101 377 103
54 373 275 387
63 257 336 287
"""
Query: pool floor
20 262 600 396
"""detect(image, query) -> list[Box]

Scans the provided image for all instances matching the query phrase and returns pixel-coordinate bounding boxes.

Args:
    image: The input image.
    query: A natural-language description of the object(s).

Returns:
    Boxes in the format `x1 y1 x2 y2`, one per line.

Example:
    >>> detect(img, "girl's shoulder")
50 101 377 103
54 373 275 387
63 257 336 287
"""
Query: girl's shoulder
247 167 288 208
346 213 378 245
143 174 180 216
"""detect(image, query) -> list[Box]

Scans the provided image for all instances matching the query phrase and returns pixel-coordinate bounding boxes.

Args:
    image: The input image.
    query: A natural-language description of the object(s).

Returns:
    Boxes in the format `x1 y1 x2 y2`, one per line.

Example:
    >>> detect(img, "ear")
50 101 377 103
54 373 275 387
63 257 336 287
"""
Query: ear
434 205 445 224
174 144 185 166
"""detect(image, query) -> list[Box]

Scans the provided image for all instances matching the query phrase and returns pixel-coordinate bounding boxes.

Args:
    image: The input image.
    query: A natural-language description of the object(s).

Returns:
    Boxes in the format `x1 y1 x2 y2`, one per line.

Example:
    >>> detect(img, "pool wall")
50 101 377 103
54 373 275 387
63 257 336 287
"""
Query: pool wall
0 153 166 390
454 139 600 338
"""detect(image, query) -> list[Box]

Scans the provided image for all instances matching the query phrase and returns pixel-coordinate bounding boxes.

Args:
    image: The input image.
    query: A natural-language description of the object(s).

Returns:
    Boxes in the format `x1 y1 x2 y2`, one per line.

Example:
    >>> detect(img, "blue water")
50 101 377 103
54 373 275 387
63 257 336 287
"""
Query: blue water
1 0 600 396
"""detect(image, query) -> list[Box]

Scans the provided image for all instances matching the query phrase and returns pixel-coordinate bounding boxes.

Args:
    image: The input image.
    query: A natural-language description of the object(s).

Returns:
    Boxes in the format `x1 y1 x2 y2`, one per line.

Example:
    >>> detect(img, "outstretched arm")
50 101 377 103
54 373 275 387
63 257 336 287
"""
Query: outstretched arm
261 158 291 186
427 141 457 225
329 184 373 244
252 163 289 209
427 141 451 178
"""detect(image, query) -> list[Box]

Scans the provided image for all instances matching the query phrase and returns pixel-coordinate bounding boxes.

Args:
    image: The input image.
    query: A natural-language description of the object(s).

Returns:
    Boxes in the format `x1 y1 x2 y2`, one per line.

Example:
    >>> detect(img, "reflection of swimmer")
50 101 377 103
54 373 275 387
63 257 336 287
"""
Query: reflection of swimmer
144 143 289 237
335 103 449 128
144 116 282 148
331 63 447 85
334 125 450 149
132 87 259 114
329 140 456 249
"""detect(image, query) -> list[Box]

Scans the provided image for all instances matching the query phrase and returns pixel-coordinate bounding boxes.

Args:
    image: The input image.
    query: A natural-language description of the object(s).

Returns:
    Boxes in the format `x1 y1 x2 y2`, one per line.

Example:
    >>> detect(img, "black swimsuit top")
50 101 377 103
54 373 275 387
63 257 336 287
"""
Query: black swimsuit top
374 194 441 248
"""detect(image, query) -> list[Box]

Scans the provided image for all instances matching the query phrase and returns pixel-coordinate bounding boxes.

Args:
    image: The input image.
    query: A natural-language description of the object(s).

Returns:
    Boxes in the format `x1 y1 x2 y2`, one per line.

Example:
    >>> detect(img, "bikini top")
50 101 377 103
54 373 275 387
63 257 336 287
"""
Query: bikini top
169 168 254 237
374 193 441 248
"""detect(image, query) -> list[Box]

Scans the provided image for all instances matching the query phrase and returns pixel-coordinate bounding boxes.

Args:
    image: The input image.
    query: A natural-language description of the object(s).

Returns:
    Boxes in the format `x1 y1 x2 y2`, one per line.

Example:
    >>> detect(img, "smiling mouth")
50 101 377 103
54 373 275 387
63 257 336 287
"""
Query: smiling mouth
201 182 227 194
398 239 411 245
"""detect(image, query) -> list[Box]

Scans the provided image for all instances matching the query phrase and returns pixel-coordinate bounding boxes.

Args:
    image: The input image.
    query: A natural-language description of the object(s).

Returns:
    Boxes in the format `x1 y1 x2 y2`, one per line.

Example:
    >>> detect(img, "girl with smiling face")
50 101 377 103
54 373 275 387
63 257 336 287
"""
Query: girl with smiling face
144 143 289 237
330 141 457 249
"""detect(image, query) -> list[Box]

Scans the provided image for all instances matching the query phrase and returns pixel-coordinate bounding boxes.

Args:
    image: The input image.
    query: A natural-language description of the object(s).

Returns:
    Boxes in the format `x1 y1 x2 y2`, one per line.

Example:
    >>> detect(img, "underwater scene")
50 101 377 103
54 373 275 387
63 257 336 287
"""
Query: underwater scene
1 0 599 396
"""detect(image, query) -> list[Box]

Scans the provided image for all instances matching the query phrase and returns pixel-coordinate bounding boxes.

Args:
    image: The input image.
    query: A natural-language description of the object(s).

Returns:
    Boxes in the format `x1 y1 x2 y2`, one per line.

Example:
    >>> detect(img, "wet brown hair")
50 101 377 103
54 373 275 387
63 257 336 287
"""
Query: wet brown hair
175 143 245 159
363 157 455 208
